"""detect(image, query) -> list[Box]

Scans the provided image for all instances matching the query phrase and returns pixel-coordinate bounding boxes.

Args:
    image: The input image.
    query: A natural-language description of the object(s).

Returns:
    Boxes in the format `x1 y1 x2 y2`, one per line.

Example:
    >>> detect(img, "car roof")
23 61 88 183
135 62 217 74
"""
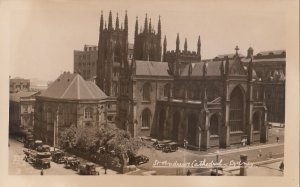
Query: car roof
86 162 95 166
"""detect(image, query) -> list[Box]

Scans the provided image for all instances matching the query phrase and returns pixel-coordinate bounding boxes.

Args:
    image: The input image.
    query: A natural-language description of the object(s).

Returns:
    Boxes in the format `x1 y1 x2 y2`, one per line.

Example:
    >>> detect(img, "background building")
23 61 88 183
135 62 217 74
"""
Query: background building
242 49 286 123
34 72 115 146
74 45 98 81
9 91 39 136
9 77 30 93
74 43 134 82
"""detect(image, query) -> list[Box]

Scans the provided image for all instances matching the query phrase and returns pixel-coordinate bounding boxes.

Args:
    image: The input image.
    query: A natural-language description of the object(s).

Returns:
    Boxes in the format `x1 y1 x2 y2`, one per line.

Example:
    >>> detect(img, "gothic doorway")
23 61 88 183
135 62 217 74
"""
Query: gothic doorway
158 109 166 140
229 86 244 132
187 113 198 146
172 111 180 141
210 113 219 136
253 112 260 131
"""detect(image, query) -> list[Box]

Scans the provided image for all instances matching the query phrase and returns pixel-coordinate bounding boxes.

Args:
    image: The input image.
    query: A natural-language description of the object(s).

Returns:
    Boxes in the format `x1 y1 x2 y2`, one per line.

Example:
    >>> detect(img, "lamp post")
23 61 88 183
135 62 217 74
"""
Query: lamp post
54 105 60 151
183 139 188 175
215 150 220 176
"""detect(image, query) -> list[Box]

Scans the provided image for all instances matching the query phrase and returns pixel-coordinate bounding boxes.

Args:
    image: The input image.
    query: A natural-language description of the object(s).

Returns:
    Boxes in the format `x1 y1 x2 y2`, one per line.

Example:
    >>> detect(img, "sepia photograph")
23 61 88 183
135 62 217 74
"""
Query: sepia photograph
0 0 299 186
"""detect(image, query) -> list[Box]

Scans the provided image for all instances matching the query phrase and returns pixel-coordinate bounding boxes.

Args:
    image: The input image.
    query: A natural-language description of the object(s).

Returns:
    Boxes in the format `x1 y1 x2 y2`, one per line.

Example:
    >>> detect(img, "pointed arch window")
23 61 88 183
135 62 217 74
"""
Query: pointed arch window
229 86 244 132
141 108 151 129
143 82 152 101
164 83 170 97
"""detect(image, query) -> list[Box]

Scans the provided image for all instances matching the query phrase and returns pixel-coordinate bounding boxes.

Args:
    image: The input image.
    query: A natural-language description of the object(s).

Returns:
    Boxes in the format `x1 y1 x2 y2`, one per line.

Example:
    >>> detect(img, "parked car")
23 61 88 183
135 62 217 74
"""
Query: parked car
129 155 149 165
64 157 77 169
35 152 51 169
52 150 65 164
78 162 99 175
162 142 179 153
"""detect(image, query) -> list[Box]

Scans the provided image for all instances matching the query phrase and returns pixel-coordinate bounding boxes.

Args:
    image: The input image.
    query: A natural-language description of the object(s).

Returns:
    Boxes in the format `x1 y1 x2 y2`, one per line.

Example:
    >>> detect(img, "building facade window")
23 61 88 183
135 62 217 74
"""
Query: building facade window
210 114 219 135
46 110 54 124
229 87 244 132
142 82 152 101
84 107 93 120
23 105 28 113
164 83 170 97
141 108 151 129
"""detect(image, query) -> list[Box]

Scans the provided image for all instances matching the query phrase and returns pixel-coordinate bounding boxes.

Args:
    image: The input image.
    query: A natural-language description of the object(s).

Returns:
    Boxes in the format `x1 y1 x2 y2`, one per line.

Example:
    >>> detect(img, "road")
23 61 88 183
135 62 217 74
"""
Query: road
8 138 118 175
130 128 284 176
8 127 284 176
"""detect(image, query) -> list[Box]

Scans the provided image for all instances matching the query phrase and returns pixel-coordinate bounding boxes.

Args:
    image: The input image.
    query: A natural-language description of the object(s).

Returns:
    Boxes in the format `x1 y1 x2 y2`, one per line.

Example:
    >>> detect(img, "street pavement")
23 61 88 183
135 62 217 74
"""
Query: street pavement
129 127 284 176
8 138 118 175
8 127 284 176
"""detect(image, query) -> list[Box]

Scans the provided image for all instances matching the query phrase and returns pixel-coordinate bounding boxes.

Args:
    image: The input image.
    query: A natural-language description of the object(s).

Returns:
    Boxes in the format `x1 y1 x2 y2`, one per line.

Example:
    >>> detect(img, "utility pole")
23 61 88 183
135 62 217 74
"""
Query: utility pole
216 150 219 176
54 105 59 151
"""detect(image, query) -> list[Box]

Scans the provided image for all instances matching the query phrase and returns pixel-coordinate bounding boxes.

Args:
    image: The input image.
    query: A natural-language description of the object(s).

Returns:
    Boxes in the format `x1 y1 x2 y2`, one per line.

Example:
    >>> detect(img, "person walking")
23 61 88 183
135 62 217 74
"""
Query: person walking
40 168 44 176
279 161 284 171
186 169 192 176
257 149 262 158
104 163 107 175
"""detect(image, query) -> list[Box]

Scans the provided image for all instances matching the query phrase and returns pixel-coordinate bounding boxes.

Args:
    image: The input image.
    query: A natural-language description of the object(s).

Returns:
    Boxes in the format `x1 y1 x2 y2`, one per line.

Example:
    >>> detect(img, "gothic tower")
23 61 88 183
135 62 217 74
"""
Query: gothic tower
133 14 162 61
96 11 129 97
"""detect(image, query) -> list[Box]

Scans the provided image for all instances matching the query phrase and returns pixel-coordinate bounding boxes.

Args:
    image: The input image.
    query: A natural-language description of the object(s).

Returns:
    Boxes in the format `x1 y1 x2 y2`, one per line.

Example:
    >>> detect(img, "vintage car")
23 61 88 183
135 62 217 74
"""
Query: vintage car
78 162 99 175
162 142 179 153
64 157 76 169
129 155 149 165
34 152 51 169
24 137 34 148
52 150 65 164
64 156 80 170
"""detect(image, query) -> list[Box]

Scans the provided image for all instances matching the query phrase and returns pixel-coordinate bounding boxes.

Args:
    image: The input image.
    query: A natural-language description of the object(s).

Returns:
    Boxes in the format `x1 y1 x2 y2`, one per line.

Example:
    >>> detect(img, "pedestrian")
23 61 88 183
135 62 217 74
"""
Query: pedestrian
257 149 262 158
279 161 284 171
186 169 192 176
104 163 107 175
276 136 280 143
40 168 44 176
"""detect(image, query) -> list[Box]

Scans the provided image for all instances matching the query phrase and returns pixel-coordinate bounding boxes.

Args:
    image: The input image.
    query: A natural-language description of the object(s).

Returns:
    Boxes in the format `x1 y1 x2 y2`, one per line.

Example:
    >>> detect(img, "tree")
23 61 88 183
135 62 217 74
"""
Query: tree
58 125 77 149
58 123 144 167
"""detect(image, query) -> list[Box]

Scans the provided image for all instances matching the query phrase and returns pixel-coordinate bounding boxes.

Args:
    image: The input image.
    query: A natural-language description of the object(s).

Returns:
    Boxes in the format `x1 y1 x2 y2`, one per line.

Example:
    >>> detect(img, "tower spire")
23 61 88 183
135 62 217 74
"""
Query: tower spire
197 35 201 59
115 12 119 30
149 18 152 33
163 35 167 61
157 15 161 38
108 10 113 30
235 45 239 56
135 16 139 37
144 13 148 33
176 33 180 53
124 10 128 34
100 11 104 32
248 51 254 81
184 38 187 52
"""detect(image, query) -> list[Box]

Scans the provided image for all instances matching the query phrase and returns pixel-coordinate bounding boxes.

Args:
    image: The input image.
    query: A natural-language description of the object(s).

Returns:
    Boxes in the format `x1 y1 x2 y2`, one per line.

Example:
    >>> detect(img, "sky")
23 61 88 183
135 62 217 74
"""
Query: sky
4 0 288 82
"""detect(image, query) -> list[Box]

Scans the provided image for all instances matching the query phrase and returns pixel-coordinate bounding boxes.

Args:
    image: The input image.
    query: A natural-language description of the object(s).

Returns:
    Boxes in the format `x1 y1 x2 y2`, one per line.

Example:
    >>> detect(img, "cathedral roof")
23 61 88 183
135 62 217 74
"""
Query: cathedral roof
135 60 171 77
181 58 248 77
214 53 245 60
39 72 107 101
256 50 285 56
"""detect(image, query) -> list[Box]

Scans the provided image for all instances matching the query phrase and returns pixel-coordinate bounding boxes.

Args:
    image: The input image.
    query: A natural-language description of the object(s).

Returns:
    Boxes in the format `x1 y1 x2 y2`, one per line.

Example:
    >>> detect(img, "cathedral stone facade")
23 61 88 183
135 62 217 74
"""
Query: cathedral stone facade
94 12 285 150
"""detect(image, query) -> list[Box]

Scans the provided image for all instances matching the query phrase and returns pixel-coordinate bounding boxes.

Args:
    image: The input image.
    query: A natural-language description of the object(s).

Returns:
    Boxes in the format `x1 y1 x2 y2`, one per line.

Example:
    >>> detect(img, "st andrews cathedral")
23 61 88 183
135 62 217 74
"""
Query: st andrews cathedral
96 11 285 150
